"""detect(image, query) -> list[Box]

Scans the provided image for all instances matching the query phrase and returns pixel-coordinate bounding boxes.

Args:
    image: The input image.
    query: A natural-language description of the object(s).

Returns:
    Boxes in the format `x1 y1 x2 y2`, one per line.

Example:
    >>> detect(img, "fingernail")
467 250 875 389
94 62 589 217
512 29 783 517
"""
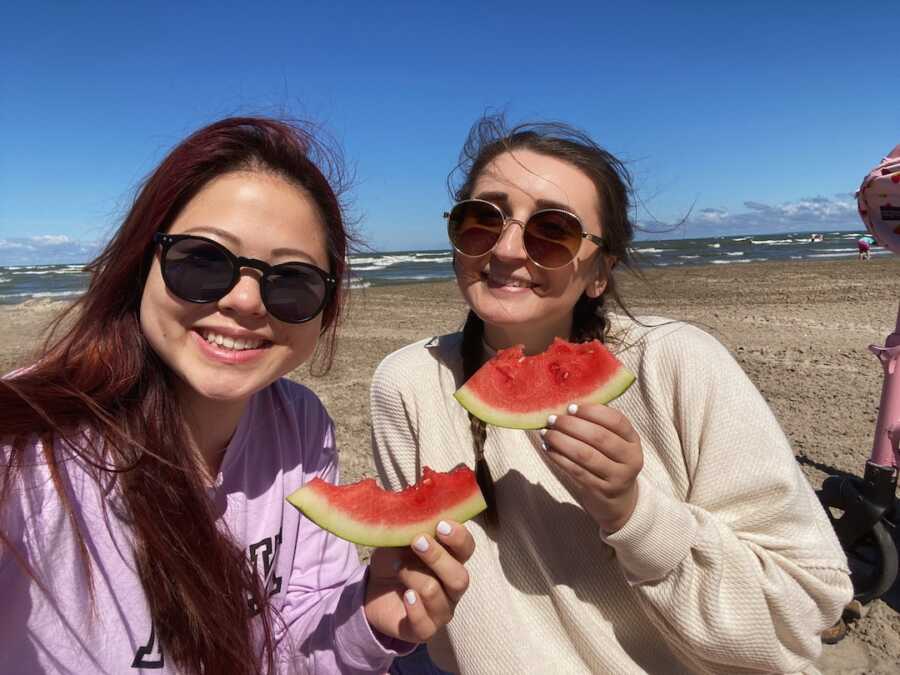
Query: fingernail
413 535 429 552
392 560 402 572
567 403 579 415
547 414 557 427
540 441 549 452
539 428 547 437
404 589 417 605
436 520 452 536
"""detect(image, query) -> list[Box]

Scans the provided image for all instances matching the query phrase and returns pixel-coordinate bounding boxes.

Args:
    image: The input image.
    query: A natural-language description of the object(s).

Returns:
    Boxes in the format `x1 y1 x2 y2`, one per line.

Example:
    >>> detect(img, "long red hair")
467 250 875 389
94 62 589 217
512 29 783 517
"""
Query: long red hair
0 117 351 675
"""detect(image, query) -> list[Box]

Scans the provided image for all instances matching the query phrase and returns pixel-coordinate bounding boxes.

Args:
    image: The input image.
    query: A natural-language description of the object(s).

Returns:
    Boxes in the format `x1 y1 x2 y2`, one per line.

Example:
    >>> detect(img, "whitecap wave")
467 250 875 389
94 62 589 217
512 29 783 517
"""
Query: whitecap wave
11 269 87 276
0 290 84 300
350 253 454 269
350 255 418 267
390 275 444 281
710 258 768 264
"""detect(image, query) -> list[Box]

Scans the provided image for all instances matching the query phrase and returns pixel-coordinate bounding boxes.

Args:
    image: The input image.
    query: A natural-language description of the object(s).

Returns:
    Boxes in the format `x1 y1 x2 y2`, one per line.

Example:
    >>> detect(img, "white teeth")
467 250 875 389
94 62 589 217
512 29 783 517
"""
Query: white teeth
490 276 533 288
202 330 264 351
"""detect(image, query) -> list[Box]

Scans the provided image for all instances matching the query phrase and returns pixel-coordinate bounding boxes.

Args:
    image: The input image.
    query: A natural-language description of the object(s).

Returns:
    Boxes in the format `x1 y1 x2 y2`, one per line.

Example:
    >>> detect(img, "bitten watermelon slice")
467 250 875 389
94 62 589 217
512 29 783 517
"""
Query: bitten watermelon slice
454 337 635 429
286 465 487 547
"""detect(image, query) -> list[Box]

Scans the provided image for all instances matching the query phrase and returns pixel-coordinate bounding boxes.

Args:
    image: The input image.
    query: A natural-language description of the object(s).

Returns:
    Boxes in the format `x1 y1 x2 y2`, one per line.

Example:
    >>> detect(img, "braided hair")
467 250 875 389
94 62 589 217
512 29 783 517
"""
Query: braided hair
451 115 638 524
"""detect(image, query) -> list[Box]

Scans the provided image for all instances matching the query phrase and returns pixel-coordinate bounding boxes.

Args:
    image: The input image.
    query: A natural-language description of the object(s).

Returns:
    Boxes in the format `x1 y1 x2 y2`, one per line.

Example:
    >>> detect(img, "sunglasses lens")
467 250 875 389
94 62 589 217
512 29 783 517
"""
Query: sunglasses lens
448 201 504 256
524 211 584 268
264 264 329 323
163 238 235 302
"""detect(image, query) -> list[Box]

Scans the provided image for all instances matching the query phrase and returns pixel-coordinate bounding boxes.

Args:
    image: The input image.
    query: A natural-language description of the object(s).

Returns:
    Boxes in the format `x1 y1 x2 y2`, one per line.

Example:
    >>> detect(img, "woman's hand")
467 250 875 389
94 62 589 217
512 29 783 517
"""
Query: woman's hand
364 520 475 644
541 403 643 533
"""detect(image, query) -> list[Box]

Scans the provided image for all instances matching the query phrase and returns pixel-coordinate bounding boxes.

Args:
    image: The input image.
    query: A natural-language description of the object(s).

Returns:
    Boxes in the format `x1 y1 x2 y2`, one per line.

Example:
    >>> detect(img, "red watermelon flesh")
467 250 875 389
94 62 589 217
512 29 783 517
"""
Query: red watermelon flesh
454 337 635 429
286 465 487 547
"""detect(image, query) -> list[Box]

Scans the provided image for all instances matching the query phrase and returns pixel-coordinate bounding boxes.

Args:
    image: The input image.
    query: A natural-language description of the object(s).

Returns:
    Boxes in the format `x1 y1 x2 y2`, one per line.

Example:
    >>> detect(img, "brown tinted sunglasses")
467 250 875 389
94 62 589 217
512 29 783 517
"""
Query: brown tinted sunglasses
445 199 603 269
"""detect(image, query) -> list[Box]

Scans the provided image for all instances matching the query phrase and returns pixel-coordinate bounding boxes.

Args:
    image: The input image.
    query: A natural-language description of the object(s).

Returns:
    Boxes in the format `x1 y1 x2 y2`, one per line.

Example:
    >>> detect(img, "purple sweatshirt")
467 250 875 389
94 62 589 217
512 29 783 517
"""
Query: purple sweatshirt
0 378 408 674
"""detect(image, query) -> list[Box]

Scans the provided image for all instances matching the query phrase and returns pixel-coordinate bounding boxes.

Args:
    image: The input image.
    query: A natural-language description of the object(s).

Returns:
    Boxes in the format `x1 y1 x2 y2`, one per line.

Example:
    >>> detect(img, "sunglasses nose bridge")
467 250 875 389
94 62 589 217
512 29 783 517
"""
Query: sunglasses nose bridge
217 258 268 317
490 216 530 260
235 255 269 276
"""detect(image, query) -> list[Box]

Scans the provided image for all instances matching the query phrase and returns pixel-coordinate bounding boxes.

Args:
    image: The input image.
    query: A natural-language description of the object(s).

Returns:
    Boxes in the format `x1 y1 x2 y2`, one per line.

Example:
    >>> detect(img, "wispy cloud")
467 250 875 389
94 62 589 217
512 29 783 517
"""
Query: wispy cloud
0 235 101 266
642 195 861 239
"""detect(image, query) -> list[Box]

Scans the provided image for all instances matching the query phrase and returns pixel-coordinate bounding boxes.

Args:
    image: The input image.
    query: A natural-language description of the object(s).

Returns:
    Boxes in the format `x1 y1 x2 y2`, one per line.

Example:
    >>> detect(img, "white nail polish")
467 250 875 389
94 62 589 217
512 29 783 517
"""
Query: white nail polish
547 414 557 427
436 520 452 536
539 428 547 437
392 560 402 572
404 589 417 605
567 403 579 415
540 441 548 452
413 536 429 552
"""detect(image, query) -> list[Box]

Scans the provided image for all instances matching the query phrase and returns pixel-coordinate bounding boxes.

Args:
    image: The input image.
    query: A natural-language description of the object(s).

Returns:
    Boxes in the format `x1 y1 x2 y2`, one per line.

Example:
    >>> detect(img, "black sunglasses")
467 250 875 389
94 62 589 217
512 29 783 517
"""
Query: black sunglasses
153 233 335 324
445 199 603 269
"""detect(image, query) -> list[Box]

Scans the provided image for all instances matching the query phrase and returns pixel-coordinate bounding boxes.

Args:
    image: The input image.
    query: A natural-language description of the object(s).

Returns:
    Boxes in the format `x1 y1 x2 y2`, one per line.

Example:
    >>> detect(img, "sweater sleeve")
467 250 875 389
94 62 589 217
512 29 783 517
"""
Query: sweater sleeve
369 346 463 674
370 348 423 492
600 325 852 673
275 401 411 674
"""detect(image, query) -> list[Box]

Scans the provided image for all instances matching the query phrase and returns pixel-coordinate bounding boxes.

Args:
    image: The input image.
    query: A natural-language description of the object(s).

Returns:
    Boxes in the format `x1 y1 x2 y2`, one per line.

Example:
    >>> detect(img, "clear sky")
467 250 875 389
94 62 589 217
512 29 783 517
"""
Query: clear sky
2 1 898 264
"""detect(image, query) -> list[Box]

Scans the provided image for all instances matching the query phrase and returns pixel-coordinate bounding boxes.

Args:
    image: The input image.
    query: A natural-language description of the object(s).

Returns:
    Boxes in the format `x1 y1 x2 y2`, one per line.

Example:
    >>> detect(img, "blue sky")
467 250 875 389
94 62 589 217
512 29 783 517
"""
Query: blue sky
2 1 898 264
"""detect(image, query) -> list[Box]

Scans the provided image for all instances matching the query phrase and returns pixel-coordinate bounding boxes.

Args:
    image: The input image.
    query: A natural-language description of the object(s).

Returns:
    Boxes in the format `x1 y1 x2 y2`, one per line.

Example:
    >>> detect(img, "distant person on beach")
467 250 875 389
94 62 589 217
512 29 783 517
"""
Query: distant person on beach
0 117 474 674
858 235 872 260
371 114 852 674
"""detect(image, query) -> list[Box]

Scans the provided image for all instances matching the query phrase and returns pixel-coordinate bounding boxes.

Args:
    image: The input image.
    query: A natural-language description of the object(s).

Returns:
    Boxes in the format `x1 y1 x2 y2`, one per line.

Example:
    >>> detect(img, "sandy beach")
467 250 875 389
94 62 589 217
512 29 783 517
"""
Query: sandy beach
3 257 899 673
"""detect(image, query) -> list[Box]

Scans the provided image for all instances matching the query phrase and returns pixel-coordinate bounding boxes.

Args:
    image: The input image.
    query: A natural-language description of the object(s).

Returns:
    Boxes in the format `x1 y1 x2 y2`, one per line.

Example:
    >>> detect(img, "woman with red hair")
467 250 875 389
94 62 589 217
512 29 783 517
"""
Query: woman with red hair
0 117 474 674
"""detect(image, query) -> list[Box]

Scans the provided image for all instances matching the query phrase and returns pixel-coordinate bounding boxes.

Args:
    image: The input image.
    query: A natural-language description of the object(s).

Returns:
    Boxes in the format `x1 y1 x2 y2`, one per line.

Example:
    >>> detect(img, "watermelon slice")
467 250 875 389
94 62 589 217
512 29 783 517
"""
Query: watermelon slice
454 337 635 429
286 465 487 547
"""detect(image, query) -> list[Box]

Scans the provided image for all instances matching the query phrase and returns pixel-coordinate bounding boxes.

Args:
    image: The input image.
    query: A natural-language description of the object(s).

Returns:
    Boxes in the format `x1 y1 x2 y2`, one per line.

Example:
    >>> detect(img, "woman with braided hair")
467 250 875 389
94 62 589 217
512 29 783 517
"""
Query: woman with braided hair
371 114 852 674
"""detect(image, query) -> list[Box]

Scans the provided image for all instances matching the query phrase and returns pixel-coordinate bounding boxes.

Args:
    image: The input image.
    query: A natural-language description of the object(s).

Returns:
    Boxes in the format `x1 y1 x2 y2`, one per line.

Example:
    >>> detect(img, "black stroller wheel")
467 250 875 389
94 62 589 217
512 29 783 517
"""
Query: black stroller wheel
818 477 898 604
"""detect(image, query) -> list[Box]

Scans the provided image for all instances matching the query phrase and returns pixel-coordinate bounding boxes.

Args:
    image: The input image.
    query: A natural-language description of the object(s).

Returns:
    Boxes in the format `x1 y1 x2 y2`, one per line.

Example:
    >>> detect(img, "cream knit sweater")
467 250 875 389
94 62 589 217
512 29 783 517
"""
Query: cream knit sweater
370 316 852 675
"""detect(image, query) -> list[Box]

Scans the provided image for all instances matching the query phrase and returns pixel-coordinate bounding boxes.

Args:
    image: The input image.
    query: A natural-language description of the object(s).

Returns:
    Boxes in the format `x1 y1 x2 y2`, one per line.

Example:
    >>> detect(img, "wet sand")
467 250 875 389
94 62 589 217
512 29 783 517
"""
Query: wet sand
3 257 899 673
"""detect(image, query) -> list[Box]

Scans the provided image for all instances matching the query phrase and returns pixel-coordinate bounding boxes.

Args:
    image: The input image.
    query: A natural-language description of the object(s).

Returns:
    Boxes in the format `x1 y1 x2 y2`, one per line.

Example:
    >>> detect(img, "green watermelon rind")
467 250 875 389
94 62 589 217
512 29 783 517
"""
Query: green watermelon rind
454 366 636 430
286 480 487 548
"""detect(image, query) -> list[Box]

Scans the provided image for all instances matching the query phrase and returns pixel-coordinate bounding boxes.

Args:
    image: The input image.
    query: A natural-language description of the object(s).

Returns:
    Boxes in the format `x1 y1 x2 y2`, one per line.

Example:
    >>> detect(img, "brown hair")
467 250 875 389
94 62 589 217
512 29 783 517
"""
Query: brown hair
0 117 352 674
450 114 638 521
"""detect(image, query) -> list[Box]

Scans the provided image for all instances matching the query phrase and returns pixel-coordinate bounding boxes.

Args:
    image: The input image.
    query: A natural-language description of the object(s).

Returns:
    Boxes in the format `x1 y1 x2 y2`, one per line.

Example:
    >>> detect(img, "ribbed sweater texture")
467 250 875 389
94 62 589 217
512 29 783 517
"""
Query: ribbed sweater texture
370 316 852 674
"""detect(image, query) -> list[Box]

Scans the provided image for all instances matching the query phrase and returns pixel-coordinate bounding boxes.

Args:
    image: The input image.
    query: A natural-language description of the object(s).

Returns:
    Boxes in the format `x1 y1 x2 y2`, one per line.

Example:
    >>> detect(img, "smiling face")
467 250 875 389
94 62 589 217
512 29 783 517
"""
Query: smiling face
140 170 331 415
455 149 608 353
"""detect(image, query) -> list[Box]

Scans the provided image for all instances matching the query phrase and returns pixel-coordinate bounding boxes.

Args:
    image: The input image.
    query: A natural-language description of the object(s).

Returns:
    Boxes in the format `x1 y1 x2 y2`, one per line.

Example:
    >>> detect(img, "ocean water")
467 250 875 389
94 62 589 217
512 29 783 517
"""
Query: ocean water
0 264 92 306
0 230 889 306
